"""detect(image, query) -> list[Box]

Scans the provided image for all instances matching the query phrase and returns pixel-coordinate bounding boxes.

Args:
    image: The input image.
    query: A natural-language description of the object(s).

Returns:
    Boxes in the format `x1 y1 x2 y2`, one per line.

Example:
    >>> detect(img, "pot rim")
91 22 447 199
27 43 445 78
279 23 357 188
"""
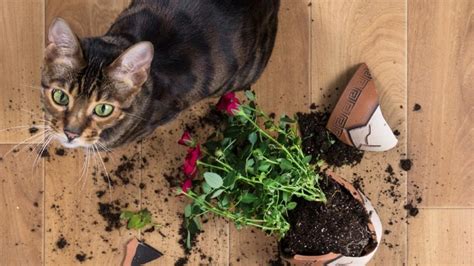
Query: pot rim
280 172 382 262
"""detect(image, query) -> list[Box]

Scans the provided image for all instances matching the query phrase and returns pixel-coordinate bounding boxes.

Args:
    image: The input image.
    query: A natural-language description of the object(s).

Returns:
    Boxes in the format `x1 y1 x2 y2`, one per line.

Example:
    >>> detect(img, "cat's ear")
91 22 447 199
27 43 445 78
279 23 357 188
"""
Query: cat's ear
45 18 85 69
106 42 154 92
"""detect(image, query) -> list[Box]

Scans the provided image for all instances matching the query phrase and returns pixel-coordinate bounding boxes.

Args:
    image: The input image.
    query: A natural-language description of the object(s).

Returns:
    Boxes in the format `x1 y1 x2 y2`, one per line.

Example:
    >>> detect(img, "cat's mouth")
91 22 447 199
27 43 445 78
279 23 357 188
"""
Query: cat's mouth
55 133 94 149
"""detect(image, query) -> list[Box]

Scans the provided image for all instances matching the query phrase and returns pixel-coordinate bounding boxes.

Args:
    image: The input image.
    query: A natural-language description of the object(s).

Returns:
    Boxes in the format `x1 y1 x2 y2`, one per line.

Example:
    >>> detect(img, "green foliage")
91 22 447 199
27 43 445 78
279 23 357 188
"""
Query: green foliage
120 208 155 230
182 91 326 249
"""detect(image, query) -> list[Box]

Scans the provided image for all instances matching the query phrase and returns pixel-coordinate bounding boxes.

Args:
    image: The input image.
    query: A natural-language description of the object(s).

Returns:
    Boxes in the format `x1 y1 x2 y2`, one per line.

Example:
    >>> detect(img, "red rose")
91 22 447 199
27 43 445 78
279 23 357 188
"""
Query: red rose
183 145 201 177
216 92 240 116
181 178 192 193
178 131 195 147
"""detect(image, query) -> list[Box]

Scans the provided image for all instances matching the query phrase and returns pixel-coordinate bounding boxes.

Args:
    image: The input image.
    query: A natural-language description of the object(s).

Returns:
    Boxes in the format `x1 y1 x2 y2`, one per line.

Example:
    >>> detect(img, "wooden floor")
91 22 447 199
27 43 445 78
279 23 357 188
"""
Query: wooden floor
0 0 472 265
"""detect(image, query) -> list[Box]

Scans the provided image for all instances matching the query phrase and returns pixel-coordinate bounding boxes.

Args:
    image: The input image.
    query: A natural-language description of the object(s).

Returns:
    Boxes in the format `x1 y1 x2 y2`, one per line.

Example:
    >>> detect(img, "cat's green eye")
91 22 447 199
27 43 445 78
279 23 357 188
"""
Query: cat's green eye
52 89 69 106
94 104 114 117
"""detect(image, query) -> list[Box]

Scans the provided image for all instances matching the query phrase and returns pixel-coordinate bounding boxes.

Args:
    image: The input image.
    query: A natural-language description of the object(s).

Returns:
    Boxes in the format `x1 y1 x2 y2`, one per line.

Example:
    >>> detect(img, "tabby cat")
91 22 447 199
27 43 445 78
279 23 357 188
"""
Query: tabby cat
41 0 280 149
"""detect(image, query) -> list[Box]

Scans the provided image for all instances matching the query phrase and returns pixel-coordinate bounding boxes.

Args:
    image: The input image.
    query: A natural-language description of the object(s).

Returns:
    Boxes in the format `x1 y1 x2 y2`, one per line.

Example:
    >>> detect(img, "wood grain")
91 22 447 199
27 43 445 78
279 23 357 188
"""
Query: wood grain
408 209 473 265
408 0 474 208
0 145 44 265
0 0 44 143
44 143 141 265
310 1 407 265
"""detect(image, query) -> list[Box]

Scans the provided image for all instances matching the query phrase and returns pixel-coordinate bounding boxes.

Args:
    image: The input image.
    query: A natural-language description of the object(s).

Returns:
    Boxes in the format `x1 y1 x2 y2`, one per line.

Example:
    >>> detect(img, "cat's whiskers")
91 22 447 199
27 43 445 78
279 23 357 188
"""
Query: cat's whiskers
77 147 91 192
20 84 42 90
32 134 55 171
93 144 113 199
2 128 52 158
95 141 117 163
15 130 54 157
122 111 148 121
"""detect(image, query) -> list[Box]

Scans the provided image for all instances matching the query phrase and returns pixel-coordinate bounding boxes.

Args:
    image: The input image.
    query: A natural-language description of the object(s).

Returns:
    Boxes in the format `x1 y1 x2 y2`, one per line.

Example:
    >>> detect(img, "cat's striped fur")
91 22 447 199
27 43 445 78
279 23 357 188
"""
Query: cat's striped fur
41 0 280 148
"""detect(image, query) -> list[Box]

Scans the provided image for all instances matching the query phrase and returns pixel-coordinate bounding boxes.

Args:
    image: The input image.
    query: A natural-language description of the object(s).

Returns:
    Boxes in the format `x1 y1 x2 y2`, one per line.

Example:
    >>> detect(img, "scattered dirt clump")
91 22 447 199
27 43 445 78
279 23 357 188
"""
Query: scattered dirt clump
56 235 68 249
296 111 364 167
98 202 123 232
400 159 412 171
413 103 422 111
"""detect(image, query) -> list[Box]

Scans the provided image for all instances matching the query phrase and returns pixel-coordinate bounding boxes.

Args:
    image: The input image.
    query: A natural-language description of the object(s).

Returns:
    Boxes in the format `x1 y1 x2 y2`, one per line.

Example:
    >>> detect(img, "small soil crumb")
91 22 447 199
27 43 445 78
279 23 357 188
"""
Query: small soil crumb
56 235 68 249
98 202 123 232
175 257 188 266
404 203 419 217
40 148 50 158
75 252 87 262
400 159 412 171
55 148 66 156
29 127 39 134
297 111 364 167
393 130 400 136
281 176 375 257
413 103 422 111
95 190 106 198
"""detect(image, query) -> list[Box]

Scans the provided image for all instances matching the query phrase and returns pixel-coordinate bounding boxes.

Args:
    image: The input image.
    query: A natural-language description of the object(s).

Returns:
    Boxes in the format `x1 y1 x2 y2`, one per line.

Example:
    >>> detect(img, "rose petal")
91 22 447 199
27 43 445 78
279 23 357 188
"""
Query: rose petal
181 178 192 193
178 131 195 147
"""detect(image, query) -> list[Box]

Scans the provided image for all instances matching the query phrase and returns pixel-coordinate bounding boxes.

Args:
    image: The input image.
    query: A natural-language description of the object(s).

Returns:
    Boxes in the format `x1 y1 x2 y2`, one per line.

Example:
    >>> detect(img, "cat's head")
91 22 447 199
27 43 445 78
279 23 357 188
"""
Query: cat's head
41 18 154 148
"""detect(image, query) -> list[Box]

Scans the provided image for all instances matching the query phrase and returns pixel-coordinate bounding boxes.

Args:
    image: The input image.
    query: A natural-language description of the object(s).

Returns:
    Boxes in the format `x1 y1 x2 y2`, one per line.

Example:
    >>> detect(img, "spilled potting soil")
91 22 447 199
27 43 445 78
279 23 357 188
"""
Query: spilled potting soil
296 111 364 167
280 176 375 257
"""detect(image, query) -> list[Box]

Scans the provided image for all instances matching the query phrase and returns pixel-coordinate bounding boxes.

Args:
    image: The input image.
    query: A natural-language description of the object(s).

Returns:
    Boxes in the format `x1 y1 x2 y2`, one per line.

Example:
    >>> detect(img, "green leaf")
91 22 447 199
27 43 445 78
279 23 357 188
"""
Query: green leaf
240 193 258 203
184 204 192 218
248 132 257 145
246 158 255 169
204 172 223 188
303 155 312 164
202 182 212 194
287 202 297 210
258 163 271 172
223 172 236 188
128 215 141 229
211 189 224 198
120 211 134 220
279 159 293 170
245 90 256 101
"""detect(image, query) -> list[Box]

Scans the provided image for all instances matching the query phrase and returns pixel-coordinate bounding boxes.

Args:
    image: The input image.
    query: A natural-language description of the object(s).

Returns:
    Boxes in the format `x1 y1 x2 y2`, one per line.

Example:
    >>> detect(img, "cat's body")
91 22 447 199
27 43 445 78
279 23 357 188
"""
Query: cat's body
41 0 280 148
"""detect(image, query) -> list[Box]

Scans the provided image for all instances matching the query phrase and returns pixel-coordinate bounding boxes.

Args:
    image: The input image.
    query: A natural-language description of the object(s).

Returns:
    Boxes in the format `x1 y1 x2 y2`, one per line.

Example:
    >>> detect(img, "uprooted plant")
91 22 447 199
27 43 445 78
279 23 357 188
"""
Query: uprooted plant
177 91 326 248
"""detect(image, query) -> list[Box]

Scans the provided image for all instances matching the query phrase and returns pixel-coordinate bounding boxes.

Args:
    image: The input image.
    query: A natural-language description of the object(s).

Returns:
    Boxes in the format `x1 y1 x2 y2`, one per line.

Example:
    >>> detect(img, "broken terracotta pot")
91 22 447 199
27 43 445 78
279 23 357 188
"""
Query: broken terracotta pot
326 63 398 151
122 238 163 266
280 173 383 265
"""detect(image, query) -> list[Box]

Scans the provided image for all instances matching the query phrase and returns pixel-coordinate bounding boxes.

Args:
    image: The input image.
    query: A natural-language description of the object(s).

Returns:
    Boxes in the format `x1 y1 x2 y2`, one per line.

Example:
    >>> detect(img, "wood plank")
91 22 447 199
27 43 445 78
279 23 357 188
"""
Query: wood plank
44 1 136 265
408 0 474 208
408 209 473 265
228 0 312 264
141 102 230 265
44 143 141 265
310 1 407 265
0 145 44 265
0 0 44 143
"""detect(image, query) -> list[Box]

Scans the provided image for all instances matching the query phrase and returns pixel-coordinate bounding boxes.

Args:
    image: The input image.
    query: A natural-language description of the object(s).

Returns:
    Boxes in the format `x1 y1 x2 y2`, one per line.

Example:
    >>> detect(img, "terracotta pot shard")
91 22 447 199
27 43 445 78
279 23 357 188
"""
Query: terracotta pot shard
122 238 163 266
326 63 398 152
281 173 383 266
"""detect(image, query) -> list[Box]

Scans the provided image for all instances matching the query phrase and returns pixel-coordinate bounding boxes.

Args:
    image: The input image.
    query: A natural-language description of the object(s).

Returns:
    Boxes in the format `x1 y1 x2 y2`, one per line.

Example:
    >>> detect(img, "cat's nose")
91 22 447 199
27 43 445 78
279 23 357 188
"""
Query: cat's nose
64 130 80 142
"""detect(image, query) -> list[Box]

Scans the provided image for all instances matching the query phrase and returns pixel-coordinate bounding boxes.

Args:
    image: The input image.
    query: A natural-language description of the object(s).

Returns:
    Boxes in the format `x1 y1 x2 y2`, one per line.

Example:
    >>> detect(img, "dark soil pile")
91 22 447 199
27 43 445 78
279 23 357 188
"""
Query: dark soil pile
98 202 123 232
400 159 412 171
56 235 68 249
296 111 364 167
281 176 375 257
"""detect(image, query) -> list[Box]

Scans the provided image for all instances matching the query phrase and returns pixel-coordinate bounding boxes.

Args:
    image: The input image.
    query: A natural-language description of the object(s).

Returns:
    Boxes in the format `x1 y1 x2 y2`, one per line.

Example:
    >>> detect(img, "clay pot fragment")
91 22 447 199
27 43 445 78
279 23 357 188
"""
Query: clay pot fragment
326 63 398 151
122 238 163 266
